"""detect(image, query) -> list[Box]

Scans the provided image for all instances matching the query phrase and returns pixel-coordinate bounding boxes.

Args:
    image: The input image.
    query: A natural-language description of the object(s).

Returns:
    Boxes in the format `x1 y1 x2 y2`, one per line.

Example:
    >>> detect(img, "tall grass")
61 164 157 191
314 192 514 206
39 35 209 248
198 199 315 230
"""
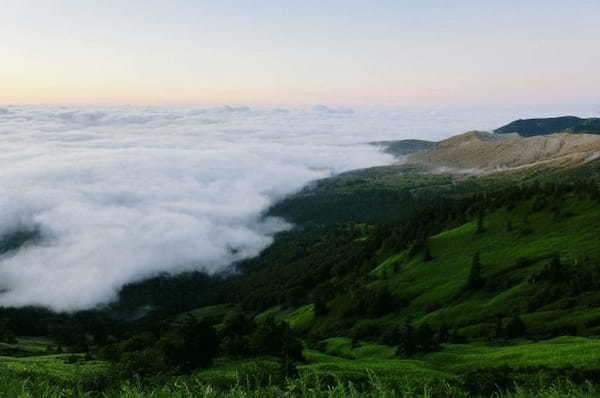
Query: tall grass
0 371 598 398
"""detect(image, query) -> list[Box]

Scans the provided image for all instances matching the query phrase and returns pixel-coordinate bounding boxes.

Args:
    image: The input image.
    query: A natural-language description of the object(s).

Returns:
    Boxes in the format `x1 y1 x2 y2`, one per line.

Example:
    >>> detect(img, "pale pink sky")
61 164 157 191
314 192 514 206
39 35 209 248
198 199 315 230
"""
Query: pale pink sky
2 1 599 106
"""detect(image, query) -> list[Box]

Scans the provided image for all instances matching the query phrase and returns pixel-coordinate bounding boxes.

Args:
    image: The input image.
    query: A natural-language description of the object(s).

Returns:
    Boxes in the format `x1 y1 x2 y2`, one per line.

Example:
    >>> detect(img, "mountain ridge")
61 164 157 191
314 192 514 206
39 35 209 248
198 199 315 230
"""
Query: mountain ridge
495 116 600 136
406 130 600 175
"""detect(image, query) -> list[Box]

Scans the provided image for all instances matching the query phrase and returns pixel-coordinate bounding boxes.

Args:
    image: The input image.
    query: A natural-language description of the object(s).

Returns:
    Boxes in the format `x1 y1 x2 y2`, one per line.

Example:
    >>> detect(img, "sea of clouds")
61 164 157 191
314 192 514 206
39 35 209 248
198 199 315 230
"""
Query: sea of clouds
0 104 597 311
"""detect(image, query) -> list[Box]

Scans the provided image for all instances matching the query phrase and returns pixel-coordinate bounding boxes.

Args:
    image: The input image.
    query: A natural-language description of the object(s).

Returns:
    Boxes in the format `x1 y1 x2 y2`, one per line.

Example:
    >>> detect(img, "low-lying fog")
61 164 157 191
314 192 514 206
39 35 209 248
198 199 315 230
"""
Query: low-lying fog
0 104 596 311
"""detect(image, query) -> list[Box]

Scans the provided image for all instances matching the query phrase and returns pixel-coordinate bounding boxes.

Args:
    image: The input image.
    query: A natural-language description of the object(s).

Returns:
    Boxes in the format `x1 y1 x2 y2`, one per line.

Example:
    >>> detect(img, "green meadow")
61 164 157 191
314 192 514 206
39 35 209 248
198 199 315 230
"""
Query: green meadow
2 336 600 396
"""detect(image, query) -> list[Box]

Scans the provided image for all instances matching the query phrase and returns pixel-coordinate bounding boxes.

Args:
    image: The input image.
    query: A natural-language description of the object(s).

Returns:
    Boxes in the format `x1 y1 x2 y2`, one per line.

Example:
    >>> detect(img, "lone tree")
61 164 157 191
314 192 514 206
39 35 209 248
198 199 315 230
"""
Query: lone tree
395 321 416 357
466 252 484 290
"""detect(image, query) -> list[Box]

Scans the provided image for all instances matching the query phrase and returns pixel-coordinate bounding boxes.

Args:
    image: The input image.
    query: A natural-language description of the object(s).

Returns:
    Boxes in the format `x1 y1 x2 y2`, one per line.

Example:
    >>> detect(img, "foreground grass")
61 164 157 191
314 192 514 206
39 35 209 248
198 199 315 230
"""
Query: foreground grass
0 373 598 397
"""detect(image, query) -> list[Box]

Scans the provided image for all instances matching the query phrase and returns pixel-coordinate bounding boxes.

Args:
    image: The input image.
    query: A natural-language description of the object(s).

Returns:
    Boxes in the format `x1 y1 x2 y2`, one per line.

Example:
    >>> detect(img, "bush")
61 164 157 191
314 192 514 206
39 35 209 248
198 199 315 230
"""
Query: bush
159 316 219 372
116 348 169 378
220 335 252 358
250 317 304 362
349 320 383 341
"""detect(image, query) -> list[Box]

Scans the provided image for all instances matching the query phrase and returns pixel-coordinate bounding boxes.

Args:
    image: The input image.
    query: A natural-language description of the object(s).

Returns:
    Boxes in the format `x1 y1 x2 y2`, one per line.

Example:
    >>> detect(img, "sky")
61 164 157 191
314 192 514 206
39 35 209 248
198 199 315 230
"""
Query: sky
1 1 600 106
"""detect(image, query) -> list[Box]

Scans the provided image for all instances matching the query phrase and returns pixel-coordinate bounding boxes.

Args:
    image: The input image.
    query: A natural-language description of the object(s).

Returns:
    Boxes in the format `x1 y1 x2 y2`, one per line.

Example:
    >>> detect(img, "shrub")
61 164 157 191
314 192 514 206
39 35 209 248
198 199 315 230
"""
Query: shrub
250 317 304 362
116 348 169 378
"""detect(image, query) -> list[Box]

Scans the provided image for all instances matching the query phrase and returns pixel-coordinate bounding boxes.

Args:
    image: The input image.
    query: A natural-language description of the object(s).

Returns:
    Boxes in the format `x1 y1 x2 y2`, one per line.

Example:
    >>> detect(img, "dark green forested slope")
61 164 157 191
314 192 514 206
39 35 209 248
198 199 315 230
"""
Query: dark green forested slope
230 177 600 343
495 116 600 136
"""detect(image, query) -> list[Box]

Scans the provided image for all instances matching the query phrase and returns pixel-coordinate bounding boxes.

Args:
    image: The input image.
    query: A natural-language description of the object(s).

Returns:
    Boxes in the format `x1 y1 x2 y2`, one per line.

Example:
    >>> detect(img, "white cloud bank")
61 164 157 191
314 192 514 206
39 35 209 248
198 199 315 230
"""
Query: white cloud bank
0 105 401 311
0 104 594 311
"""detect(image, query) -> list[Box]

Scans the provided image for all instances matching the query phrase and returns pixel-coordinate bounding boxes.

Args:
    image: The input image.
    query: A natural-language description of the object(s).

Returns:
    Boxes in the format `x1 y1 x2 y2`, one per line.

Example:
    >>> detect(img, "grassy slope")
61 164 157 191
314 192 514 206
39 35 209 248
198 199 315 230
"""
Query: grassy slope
256 304 316 331
0 354 107 381
264 192 600 340
4 336 600 386
241 191 600 385
188 336 600 388
309 336 600 378
0 336 53 356
3 194 600 392
425 336 600 373
366 196 600 336
243 192 600 384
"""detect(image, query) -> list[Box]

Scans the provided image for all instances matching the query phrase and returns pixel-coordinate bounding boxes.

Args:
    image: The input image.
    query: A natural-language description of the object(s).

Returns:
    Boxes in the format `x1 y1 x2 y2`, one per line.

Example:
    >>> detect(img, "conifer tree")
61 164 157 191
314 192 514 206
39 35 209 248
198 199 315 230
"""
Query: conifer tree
395 321 415 357
466 252 484 289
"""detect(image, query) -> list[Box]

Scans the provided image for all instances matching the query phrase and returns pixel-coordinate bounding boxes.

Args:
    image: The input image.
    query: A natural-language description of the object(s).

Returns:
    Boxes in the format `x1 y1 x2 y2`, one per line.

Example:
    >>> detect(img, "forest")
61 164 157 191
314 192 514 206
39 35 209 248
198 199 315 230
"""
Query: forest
1 151 600 397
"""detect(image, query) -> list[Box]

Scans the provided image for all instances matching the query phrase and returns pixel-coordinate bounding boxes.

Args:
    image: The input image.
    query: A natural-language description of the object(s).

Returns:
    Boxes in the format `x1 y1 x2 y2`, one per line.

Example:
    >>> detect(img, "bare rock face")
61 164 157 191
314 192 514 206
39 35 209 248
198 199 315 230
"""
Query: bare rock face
407 130 600 175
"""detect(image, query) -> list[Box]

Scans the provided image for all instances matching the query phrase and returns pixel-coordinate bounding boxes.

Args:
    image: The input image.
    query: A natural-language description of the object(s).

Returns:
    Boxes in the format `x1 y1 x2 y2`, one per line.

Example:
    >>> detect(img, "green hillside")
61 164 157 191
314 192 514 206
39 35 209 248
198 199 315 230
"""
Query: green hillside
2 143 600 396
254 182 600 341
370 196 600 338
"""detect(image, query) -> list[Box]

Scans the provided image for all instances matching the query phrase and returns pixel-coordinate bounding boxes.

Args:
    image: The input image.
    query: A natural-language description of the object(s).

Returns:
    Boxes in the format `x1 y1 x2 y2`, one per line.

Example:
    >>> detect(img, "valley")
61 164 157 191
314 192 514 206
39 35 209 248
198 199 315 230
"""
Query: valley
1 117 600 397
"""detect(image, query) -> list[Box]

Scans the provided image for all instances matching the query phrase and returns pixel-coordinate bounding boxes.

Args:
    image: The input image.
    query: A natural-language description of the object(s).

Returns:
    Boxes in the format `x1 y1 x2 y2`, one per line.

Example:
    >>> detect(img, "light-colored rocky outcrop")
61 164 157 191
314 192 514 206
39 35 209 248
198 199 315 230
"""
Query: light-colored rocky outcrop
407 131 600 175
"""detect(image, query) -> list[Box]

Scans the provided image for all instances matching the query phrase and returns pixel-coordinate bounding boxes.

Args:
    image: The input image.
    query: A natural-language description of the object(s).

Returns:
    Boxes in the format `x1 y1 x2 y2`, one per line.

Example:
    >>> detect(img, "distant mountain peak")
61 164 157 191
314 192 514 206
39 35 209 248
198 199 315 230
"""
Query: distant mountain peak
407 129 600 175
495 116 600 136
